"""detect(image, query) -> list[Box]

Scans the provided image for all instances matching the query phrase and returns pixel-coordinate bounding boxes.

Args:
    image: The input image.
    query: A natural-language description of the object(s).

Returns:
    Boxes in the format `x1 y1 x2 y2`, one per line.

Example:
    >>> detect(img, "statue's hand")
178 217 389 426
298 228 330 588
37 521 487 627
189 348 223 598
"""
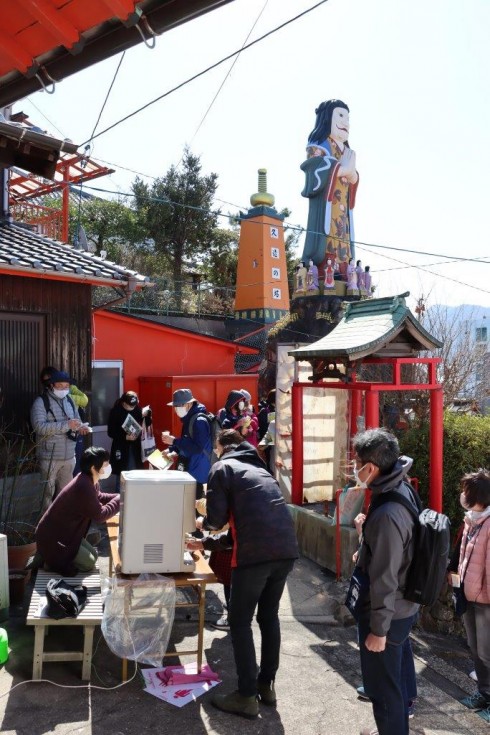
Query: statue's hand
339 148 358 183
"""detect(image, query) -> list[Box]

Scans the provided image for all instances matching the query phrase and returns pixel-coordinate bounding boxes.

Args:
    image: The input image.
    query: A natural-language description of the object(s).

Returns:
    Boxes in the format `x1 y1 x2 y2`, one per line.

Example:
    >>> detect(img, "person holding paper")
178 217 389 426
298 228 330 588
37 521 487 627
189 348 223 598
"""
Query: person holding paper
107 391 151 491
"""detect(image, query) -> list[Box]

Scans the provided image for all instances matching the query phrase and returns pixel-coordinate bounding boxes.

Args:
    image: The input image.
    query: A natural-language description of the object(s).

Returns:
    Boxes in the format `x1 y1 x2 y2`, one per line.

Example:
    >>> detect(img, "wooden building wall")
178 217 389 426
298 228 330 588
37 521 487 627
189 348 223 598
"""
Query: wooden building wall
0 275 92 433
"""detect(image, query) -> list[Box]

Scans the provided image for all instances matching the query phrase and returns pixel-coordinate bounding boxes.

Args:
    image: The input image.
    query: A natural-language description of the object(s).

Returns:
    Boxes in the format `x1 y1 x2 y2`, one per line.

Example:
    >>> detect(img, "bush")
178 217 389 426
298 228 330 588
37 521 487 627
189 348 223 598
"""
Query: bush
399 412 490 534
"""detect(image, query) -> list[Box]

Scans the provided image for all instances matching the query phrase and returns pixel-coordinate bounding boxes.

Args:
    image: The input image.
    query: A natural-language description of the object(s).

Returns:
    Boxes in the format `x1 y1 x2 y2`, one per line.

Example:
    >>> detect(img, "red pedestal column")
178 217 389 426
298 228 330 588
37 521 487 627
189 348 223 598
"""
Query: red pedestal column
365 390 379 429
291 382 304 506
429 388 444 512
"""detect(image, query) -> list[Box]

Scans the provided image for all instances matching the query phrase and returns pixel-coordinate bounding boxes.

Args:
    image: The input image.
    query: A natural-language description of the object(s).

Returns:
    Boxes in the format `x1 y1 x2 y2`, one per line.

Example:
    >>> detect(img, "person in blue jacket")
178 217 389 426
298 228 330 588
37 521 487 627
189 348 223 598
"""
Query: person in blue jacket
161 388 211 500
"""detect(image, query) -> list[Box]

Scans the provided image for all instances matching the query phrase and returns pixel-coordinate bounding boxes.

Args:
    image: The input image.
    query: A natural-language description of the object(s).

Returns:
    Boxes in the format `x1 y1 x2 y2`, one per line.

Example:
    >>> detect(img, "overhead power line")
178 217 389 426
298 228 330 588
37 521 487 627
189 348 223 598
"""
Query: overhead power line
80 0 330 146
80 183 490 269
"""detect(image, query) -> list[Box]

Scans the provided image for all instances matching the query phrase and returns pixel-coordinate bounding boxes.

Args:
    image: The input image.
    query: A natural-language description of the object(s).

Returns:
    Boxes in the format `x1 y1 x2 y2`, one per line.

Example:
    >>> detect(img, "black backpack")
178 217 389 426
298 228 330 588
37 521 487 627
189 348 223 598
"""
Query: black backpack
45 578 88 619
188 411 222 465
373 488 451 607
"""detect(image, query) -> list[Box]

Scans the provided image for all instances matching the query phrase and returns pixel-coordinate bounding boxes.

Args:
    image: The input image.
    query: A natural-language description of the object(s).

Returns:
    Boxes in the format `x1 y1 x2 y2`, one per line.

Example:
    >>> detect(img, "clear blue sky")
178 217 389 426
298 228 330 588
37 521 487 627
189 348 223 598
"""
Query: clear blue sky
19 0 490 310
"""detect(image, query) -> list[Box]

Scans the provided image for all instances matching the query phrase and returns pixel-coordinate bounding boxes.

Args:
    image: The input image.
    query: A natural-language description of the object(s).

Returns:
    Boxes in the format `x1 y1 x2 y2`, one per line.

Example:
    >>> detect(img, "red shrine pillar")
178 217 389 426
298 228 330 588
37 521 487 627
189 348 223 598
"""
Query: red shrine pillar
429 388 444 512
291 382 304 505
365 390 379 429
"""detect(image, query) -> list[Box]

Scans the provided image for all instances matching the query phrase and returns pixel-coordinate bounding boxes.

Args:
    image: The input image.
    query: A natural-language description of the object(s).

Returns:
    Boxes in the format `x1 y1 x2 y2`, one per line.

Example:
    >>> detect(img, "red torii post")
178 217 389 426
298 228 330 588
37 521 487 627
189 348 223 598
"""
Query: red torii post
290 356 443 512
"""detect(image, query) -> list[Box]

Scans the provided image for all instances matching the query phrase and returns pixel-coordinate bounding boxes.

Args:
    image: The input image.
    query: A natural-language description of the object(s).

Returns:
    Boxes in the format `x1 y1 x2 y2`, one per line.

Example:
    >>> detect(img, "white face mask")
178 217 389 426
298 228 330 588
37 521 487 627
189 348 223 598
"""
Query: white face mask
460 492 470 510
238 401 245 411
53 388 69 399
354 465 369 490
99 464 112 480
175 406 189 418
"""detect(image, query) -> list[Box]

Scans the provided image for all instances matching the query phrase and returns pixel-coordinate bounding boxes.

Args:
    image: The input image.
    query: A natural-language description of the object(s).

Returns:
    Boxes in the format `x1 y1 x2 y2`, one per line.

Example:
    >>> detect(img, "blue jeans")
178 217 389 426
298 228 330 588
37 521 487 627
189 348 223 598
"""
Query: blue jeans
358 613 417 735
229 559 295 697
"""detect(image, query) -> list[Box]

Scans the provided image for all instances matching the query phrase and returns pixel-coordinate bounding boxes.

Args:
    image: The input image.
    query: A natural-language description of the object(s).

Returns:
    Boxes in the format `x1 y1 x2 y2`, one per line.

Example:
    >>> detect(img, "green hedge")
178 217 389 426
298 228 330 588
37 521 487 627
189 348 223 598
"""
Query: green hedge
399 412 490 533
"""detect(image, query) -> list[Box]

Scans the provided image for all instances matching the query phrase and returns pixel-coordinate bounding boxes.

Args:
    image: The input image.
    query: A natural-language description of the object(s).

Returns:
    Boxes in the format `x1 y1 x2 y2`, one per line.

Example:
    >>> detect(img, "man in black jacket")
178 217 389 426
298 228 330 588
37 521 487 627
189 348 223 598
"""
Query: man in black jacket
196 429 298 719
352 429 419 735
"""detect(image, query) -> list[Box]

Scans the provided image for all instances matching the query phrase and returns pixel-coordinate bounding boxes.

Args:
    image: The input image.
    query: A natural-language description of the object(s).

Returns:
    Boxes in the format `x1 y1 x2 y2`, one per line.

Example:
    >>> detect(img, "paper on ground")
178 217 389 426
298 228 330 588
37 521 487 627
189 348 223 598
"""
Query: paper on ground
142 664 221 707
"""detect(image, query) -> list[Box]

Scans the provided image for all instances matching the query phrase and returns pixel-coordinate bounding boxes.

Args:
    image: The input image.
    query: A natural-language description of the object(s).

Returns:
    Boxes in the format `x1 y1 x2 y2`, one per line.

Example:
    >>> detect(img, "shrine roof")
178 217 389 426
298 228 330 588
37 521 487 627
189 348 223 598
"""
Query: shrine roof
0 0 234 108
0 222 149 289
289 293 442 362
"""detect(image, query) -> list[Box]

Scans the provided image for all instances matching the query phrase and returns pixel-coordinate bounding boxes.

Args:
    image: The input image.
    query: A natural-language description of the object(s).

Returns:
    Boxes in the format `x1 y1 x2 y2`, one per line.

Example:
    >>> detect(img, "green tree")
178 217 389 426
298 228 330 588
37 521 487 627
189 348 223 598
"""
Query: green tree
132 148 219 307
77 197 145 258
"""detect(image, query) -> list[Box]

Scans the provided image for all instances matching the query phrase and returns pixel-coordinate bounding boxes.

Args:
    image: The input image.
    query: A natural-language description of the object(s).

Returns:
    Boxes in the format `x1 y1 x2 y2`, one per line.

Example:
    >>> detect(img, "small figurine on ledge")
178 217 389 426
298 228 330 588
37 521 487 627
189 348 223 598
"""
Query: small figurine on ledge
294 261 308 296
307 258 319 294
363 265 372 296
356 260 365 294
324 258 336 291
346 257 358 294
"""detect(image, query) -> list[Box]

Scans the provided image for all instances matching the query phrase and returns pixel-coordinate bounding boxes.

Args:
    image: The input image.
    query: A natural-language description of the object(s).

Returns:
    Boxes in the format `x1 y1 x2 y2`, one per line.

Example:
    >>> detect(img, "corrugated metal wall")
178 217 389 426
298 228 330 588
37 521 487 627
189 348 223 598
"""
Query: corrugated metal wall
0 275 92 434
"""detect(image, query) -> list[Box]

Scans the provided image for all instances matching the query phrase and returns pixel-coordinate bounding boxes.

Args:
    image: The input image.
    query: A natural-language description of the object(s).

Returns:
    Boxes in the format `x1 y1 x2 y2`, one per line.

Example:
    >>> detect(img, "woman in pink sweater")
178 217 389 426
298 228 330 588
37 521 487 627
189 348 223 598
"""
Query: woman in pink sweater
457 469 490 722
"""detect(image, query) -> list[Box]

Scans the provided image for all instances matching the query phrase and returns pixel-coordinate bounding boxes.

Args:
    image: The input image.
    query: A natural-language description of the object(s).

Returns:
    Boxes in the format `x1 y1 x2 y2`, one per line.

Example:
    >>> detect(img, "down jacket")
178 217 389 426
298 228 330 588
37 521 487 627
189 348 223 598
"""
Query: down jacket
458 508 490 604
30 391 79 462
204 441 298 568
169 401 212 484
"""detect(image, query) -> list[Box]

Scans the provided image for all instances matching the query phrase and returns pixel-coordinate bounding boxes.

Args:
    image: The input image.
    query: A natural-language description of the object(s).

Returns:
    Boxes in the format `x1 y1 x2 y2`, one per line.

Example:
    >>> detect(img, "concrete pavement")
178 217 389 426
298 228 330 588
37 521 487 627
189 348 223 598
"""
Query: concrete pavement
0 543 487 735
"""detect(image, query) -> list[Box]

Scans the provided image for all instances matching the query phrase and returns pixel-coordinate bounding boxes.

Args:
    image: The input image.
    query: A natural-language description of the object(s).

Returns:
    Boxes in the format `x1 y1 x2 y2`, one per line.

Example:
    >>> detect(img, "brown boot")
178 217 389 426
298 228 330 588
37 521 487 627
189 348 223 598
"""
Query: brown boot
257 679 276 706
212 690 259 719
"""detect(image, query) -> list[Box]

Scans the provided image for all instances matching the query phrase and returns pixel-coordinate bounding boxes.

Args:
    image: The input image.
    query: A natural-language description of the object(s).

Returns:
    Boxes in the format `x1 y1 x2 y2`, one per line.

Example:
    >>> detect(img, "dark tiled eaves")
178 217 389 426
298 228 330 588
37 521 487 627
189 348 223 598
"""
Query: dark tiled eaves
0 223 149 288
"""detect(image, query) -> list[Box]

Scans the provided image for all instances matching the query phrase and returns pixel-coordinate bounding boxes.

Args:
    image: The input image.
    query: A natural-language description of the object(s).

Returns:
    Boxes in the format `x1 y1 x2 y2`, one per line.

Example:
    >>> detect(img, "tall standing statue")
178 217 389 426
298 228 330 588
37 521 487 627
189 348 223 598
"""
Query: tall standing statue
300 99 359 279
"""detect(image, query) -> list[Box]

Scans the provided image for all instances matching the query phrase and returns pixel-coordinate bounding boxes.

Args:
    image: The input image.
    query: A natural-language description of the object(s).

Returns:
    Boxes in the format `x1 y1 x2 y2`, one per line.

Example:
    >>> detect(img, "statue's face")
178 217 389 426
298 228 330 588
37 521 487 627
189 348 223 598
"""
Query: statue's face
330 107 350 144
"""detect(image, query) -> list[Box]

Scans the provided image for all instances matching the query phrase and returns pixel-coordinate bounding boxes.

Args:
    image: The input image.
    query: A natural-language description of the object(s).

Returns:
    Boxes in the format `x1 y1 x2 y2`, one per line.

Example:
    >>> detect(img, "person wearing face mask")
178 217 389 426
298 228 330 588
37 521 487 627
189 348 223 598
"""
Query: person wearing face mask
35 447 119 576
349 428 420 735
31 369 90 511
218 390 247 431
107 391 149 492
450 469 490 722
161 388 212 501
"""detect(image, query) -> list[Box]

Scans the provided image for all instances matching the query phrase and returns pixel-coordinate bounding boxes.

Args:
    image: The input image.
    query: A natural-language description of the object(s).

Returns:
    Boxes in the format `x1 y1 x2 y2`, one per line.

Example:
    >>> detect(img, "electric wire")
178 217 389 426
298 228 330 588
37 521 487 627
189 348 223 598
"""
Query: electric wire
189 0 269 144
74 52 126 245
80 183 490 268
80 0 330 146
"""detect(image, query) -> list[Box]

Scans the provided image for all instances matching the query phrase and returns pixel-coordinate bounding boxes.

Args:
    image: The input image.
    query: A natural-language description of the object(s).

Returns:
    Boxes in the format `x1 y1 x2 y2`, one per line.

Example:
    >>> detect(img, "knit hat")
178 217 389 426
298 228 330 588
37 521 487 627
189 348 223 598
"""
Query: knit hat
225 390 245 412
122 391 138 406
240 388 251 402
49 370 72 384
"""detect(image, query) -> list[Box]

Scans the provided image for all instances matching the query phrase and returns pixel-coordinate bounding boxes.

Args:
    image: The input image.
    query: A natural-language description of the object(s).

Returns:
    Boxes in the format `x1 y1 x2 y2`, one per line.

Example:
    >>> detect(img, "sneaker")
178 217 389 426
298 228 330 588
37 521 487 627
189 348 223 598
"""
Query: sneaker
469 670 478 682
478 706 490 723
408 701 415 719
360 729 378 735
210 614 230 631
211 690 259 719
257 679 276 706
460 692 488 710
357 685 370 701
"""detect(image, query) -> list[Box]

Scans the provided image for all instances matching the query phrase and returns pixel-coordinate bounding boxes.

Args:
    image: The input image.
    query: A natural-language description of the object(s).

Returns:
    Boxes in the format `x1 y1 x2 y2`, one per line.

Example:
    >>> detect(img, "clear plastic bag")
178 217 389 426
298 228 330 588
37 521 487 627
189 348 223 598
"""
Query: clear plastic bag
102 573 176 666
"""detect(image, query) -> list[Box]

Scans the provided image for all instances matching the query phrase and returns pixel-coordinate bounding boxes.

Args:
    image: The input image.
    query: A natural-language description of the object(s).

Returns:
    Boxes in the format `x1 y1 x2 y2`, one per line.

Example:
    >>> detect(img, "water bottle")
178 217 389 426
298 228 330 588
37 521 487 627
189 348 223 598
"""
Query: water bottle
0 628 8 664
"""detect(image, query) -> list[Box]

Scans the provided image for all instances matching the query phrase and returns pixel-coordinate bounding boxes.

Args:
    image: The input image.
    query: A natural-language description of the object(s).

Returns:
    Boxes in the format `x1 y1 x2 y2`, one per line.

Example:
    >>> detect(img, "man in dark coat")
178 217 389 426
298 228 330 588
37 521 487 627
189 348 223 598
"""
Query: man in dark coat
190 429 298 719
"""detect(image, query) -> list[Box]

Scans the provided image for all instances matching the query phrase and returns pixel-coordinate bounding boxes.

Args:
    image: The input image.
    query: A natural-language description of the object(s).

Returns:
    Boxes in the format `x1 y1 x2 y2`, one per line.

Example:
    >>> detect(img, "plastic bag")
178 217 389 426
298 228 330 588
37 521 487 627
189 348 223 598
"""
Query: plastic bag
102 573 176 666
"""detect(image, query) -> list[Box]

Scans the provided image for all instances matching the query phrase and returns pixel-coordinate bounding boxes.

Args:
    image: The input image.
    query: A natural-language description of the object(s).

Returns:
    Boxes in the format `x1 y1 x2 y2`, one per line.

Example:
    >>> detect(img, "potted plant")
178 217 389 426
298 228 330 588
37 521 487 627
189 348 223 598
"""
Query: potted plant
0 428 49 599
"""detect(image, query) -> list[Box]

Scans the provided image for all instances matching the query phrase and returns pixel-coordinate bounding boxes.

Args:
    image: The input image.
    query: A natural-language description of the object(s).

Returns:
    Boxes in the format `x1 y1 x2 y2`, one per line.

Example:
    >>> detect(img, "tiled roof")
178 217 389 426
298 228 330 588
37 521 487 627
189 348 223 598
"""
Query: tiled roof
289 293 442 361
0 222 149 288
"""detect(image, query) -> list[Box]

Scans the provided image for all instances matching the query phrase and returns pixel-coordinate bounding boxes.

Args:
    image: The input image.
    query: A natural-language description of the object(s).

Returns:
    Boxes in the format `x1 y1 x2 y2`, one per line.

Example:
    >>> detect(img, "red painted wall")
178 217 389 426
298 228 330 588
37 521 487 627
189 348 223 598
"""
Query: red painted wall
93 310 259 436
139 375 259 437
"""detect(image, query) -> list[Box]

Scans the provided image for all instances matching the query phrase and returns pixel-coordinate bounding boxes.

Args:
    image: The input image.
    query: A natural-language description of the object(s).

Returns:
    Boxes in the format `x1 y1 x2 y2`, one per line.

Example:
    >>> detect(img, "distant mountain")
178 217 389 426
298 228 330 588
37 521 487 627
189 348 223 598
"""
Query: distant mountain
425 303 490 325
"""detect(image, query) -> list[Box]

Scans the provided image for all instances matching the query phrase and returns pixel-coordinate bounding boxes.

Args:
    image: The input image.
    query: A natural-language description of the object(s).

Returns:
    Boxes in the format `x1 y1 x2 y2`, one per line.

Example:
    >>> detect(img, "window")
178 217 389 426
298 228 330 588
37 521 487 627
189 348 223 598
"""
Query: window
476 327 487 342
